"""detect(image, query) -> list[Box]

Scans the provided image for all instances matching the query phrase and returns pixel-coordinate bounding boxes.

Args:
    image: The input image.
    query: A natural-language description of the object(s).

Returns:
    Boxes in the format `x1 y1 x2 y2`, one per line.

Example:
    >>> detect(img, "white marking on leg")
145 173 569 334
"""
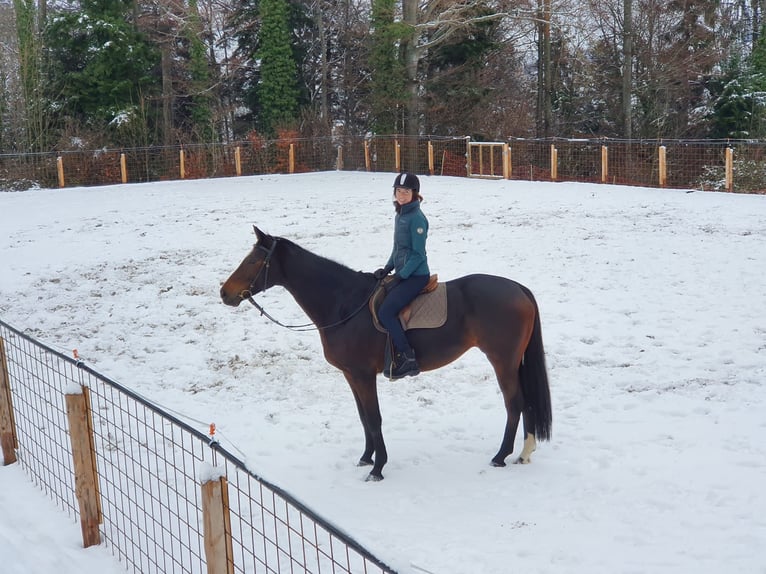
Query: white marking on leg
516 432 537 464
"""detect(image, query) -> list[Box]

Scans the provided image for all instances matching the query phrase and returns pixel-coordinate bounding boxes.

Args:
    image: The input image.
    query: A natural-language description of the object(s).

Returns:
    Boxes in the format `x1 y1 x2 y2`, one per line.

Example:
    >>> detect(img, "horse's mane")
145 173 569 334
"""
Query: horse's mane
276 236 374 301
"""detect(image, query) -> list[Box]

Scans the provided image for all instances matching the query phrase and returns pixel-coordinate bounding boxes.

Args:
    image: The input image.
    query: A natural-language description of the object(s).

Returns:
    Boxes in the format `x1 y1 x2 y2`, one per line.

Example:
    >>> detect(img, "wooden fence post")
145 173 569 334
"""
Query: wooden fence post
465 136 471 176
234 146 242 177
601 145 608 183
120 153 128 184
550 144 558 181
65 386 102 547
503 143 511 180
180 149 186 179
364 141 371 171
658 145 667 187
725 147 734 192
0 337 18 466
428 142 434 176
202 474 234 574
57 156 65 188
289 144 295 174
394 140 401 173
336 145 343 171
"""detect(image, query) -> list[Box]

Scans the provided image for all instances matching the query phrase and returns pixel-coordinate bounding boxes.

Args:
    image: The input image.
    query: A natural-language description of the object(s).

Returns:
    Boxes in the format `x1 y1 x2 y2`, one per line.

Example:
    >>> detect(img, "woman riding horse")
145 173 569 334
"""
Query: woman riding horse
374 172 430 380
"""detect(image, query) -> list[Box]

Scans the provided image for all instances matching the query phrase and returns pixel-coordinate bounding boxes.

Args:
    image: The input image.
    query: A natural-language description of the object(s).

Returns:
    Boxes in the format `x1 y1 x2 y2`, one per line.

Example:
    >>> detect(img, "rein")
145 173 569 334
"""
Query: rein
239 238 380 332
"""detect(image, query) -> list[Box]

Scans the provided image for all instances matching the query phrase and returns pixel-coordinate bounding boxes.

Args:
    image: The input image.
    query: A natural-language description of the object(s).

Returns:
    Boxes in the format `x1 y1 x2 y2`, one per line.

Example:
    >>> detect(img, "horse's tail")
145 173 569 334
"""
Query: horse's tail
519 286 552 441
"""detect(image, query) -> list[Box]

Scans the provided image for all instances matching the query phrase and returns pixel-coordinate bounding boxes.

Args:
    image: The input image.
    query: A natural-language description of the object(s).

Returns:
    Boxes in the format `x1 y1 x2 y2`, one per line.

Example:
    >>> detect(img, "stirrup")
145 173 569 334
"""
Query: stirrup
388 352 420 380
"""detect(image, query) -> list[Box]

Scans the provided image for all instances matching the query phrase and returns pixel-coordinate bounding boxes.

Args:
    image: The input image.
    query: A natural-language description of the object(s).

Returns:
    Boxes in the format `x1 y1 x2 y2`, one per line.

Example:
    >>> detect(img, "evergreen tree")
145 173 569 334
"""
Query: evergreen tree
256 0 299 135
368 0 407 133
709 37 766 139
13 0 48 151
187 0 215 142
43 0 159 141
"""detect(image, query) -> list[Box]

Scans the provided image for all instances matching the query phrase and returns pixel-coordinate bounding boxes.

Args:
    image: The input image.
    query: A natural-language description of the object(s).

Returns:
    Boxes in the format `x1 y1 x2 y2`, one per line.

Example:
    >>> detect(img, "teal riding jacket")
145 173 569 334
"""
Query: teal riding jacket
384 200 430 279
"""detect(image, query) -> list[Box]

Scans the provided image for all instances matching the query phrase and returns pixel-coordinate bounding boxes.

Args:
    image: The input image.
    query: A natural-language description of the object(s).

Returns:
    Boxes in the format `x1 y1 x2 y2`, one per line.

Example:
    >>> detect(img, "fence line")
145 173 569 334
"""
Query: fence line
0 319 396 574
1 136 764 193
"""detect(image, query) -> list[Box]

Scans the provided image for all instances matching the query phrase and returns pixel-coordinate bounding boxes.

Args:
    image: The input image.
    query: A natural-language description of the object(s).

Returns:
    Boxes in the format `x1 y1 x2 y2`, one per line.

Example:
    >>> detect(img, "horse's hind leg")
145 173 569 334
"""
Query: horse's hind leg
515 407 538 464
489 358 524 467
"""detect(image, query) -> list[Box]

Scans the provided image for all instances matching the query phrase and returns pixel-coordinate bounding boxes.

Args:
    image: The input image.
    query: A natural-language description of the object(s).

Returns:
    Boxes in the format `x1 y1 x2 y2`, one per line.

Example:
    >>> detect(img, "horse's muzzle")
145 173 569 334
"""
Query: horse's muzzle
220 285 243 307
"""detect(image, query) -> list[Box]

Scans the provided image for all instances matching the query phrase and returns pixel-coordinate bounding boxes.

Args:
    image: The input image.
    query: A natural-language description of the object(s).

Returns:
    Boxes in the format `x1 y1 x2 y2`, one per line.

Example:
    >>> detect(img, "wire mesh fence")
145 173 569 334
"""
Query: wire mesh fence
0 319 396 574
4 136 761 193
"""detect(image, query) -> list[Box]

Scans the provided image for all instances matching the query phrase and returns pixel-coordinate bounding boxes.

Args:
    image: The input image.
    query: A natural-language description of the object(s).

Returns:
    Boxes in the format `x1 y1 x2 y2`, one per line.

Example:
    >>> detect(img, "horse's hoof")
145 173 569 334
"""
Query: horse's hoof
365 472 384 482
491 459 506 468
357 458 374 467
514 456 531 465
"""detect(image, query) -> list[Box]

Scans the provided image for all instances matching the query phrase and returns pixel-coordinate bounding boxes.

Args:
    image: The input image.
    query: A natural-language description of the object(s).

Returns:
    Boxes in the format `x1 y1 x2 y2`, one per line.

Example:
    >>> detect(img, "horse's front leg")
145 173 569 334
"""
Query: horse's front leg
345 373 388 481
350 389 375 467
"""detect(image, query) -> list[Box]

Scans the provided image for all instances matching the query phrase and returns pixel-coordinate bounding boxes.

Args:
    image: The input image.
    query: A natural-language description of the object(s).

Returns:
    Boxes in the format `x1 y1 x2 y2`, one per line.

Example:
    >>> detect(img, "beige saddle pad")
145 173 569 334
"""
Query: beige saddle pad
370 276 448 333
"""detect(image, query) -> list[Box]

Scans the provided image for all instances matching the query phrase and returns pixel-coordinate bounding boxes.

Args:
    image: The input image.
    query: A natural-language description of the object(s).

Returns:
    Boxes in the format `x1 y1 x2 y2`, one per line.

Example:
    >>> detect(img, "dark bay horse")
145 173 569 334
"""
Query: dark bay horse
220 227 552 481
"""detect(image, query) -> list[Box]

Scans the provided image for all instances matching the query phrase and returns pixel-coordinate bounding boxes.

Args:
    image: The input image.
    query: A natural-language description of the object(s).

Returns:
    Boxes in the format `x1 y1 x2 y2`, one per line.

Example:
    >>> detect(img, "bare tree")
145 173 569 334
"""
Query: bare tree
622 0 632 138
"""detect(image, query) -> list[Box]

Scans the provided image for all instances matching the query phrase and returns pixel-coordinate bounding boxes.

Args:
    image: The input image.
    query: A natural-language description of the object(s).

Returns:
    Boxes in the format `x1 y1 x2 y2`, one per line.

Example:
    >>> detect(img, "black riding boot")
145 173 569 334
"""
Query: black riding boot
389 347 420 380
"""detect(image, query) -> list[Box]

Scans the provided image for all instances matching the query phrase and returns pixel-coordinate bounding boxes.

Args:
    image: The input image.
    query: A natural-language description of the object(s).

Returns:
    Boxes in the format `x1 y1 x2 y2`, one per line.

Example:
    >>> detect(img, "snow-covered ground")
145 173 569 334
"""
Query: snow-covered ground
1 172 764 574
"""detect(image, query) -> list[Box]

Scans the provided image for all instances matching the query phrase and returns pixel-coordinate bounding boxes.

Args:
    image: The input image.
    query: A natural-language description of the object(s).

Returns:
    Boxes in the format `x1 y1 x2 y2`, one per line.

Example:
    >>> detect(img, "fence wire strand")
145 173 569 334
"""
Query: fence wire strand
0 320 395 574
4 136 761 193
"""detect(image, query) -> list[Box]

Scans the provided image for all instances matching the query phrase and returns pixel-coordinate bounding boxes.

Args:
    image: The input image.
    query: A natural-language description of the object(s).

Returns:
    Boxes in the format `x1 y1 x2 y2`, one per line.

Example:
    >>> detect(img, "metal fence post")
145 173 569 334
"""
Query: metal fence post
0 337 18 465
65 385 102 547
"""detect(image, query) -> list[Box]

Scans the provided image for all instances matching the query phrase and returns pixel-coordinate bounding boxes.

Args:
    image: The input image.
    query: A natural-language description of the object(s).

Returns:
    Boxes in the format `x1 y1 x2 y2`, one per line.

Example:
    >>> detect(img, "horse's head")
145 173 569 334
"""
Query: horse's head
220 226 279 307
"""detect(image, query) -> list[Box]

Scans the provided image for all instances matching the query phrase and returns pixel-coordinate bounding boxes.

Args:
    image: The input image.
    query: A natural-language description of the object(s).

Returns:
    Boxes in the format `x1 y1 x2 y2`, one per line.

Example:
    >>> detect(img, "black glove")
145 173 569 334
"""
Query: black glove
373 268 390 280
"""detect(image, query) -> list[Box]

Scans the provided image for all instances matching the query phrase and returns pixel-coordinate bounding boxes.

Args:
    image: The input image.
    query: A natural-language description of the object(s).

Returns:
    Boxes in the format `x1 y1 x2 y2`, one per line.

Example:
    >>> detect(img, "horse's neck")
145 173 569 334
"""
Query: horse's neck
278 242 368 326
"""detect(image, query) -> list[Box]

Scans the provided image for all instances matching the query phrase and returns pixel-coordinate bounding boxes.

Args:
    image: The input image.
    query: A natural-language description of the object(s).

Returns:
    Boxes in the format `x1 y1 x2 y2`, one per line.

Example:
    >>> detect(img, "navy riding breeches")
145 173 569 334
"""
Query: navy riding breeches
378 274 430 352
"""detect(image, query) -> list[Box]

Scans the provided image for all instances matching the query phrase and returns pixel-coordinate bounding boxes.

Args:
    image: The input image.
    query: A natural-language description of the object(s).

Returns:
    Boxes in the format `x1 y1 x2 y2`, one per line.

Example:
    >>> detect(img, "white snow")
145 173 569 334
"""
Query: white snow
1 172 765 574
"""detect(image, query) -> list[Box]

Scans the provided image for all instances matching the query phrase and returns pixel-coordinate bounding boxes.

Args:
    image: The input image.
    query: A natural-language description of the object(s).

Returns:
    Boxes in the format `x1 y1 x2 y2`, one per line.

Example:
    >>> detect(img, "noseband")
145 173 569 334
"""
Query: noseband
240 238 278 303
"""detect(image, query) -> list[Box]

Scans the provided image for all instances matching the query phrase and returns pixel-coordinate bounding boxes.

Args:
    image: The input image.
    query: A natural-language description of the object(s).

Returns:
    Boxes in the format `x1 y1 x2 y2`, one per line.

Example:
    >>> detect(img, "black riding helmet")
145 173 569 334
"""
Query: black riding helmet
392 172 420 193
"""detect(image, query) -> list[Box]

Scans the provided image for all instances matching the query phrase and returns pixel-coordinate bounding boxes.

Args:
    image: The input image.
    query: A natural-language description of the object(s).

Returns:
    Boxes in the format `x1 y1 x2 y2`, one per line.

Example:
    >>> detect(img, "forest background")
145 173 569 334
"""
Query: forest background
2 0 766 155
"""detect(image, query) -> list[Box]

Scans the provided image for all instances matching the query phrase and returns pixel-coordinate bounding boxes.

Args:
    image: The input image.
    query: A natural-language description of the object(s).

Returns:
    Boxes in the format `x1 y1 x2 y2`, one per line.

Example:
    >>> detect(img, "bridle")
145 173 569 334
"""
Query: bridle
239 238 380 332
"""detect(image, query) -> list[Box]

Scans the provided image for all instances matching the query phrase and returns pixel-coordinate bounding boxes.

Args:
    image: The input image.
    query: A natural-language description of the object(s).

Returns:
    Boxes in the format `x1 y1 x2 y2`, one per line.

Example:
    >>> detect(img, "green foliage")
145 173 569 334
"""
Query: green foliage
43 0 159 132
697 156 766 193
709 40 766 139
187 0 214 142
13 0 47 151
256 0 299 135
368 0 407 134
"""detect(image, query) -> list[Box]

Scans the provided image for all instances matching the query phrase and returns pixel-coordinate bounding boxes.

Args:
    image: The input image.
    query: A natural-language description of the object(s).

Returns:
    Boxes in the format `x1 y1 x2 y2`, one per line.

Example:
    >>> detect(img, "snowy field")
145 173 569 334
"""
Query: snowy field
1 172 765 574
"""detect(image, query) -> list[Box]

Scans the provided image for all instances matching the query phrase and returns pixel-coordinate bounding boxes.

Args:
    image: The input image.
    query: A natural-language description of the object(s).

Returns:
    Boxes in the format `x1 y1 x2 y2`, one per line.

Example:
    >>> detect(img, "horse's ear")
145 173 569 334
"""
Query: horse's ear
253 225 266 243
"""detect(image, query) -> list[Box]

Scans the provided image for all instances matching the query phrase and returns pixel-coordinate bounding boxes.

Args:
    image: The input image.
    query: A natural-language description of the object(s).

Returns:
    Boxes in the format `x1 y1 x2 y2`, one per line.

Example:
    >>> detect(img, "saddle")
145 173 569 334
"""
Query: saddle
370 274 448 333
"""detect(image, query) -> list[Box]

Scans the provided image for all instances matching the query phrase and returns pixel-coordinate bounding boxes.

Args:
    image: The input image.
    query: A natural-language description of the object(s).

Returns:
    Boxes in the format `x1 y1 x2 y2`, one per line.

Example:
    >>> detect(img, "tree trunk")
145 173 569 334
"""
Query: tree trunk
36 0 45 32
161 42 174 145
536 0 552 137
622 0 632 139
317 5 329 127
401 0 419 169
